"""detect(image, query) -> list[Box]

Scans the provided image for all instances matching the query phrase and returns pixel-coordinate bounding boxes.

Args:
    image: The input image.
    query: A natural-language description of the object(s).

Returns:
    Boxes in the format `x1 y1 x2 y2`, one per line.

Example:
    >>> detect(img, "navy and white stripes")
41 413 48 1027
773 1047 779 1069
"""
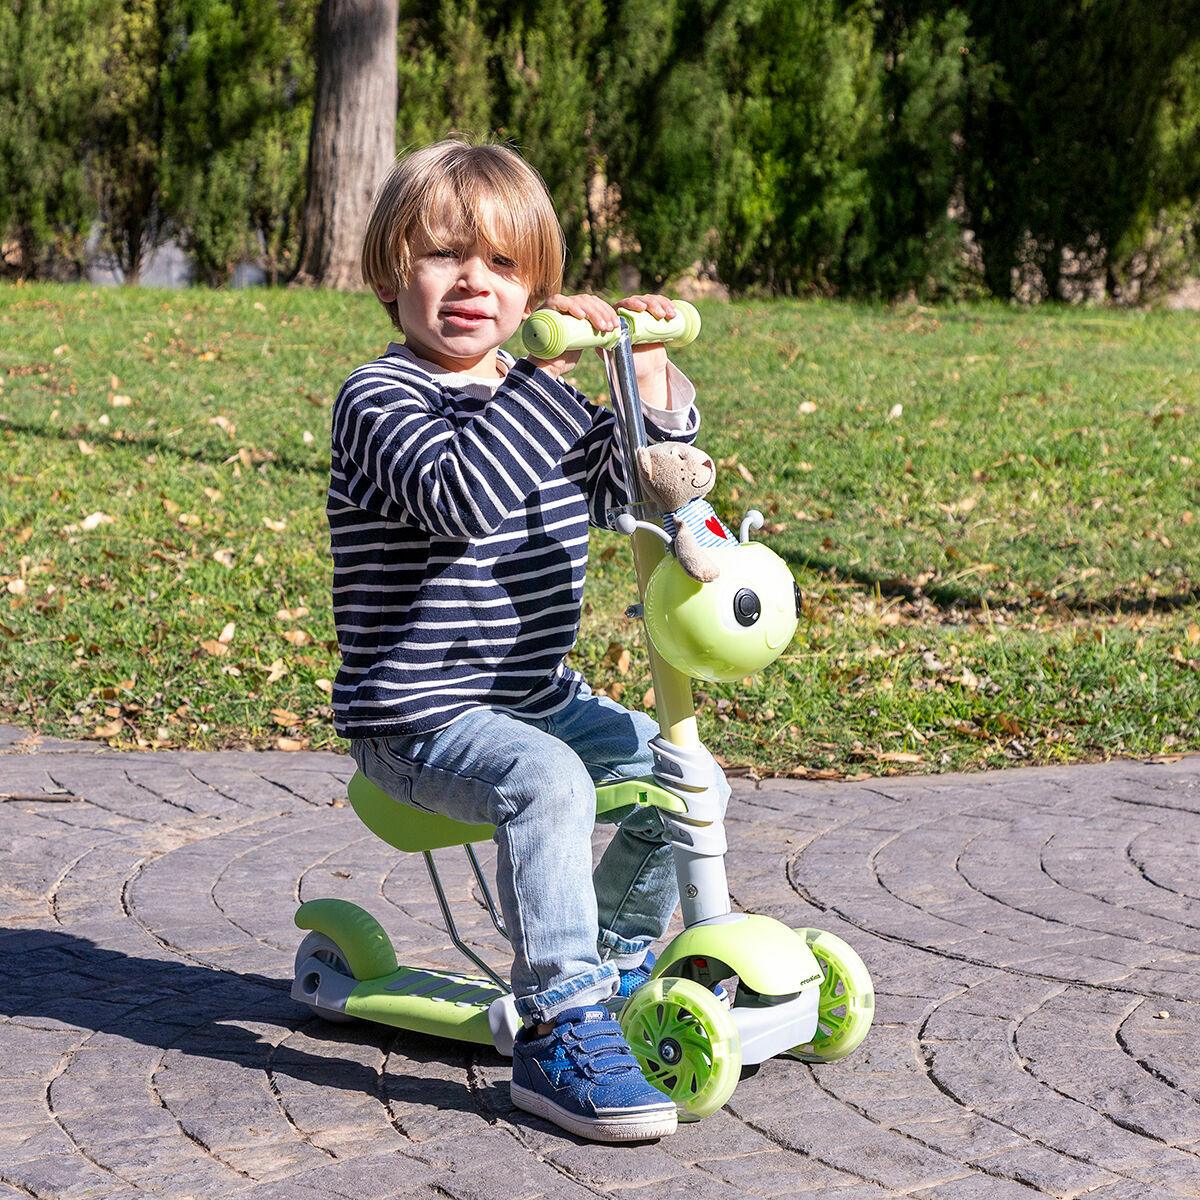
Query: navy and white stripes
329 345 698 737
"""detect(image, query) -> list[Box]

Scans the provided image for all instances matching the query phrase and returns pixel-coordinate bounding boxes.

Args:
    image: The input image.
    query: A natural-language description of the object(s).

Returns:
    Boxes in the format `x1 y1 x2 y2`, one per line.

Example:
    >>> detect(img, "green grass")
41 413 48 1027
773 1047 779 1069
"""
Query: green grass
1 282 1198 776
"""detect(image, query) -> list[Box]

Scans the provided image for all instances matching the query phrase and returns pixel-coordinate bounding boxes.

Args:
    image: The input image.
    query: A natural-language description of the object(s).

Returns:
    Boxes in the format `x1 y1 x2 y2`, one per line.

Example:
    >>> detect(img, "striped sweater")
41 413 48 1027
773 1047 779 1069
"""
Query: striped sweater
328 343 698 737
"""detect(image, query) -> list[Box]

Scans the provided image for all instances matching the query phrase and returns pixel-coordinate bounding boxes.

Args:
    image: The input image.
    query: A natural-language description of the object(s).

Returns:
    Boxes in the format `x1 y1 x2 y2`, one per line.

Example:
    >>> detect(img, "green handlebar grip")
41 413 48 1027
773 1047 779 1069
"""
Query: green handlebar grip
521 300 701 359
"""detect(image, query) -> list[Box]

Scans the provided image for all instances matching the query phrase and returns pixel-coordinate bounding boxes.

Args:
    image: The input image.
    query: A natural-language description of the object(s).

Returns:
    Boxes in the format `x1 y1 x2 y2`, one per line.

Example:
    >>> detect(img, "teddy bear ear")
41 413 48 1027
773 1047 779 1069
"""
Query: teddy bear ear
635 446 654 483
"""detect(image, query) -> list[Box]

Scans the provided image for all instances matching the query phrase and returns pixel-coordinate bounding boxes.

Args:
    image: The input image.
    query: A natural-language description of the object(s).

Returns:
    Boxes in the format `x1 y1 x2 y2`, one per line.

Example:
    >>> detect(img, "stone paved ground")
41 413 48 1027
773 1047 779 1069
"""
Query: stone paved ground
1 724 1199 1200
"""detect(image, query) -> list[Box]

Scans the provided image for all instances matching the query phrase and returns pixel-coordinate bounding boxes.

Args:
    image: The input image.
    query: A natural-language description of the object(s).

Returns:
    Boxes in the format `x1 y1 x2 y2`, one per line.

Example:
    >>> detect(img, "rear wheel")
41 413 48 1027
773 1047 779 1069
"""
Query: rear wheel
785 928 873 1062
294 931 357 1024
620 977 741 1121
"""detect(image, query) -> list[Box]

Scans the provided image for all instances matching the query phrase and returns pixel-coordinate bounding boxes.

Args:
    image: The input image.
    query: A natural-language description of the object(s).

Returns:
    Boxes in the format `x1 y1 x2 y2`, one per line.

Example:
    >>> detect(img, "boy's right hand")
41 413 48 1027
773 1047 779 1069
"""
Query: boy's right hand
527 293 619 378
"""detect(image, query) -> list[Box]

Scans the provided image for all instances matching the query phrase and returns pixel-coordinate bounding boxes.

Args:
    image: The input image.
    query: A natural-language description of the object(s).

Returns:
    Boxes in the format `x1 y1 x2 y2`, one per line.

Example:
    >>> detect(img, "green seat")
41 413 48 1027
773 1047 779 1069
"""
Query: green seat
348 772 495 852
346 769 692 855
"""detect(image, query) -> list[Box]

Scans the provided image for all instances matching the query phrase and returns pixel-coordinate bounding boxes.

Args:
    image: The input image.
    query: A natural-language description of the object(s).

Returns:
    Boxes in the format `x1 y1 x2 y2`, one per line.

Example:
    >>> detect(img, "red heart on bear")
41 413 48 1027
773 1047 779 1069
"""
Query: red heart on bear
705 516 728 539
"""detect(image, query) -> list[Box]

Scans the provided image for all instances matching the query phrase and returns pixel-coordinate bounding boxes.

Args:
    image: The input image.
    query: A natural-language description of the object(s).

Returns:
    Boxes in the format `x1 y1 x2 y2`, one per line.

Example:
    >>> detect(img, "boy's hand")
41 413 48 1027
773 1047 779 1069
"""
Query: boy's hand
528 292 619 378
616 294 677 323
548 292 621 332
617 294 676 406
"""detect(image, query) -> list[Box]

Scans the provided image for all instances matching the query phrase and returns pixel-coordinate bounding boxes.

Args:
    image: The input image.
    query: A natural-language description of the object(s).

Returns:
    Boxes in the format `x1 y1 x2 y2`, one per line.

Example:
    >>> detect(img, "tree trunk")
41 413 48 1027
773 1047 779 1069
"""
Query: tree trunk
293 0 397 290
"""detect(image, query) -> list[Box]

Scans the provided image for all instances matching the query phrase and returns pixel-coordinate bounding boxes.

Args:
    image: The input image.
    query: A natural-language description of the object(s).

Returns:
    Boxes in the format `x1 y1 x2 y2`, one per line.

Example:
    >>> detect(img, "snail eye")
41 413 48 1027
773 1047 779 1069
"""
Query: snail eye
733 588 761 627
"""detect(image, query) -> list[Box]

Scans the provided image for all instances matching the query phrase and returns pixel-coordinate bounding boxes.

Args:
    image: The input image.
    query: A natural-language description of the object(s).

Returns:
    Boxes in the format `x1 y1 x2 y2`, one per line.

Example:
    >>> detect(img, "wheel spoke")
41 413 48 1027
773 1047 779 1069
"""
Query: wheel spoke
644 1062 680 1091
678 1045 714 1085
673 1025 715 1061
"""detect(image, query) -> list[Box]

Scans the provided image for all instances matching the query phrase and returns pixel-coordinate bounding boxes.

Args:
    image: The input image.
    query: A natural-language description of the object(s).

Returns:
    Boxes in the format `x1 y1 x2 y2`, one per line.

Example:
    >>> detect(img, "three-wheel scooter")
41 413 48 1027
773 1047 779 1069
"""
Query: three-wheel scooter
291 300 874 1122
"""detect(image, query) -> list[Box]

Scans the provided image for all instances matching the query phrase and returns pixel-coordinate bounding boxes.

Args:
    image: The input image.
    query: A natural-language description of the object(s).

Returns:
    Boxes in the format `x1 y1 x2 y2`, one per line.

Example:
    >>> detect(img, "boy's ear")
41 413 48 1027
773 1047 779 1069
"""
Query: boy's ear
376 288 397 303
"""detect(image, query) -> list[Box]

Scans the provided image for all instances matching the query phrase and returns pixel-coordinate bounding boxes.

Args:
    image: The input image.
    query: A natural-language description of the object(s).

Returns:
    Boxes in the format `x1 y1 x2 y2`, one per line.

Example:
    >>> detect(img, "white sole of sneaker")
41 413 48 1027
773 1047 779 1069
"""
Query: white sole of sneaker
510 1082 678 1142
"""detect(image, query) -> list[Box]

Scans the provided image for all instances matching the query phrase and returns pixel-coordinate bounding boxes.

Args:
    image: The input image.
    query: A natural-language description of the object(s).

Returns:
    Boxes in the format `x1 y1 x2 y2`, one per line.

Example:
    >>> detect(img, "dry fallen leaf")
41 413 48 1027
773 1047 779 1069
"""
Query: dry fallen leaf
199 639 229 657
282 629 310 647
217 622 235 644
271 707 302 726
275 736 309 751
315 678 333 694
6 579 26 596
265 658 288 683
878 751 924 765
92 720 123 738
211 549 235 569
77 440 94 456
80 512 114 531
887 403 904 421
263 517 287 532
798 401 818 415
276 605 310 622
209 415 236 437
110 394 132 407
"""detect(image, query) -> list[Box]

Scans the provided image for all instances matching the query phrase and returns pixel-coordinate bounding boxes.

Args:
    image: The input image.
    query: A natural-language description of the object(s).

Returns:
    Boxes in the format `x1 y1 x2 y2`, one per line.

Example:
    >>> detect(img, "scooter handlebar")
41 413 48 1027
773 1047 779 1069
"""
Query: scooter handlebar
520 299 701 359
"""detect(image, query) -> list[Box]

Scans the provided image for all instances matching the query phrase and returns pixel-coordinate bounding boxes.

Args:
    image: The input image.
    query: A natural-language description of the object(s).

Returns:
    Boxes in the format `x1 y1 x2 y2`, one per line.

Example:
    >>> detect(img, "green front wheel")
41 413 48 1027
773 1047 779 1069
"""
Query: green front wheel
620 977 741 1121
786 928 874 1062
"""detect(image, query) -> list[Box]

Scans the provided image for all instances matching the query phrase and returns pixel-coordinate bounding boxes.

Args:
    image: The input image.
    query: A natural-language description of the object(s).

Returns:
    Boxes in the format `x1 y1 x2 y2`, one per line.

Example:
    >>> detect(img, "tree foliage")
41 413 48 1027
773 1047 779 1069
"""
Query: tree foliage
1 0 1198 299
0 0 109 278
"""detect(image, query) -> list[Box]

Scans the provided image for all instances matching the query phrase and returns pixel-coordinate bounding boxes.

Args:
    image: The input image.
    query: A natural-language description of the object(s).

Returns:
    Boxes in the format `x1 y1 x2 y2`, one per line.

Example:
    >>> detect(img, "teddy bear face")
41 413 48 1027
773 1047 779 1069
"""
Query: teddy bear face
636 443 717 510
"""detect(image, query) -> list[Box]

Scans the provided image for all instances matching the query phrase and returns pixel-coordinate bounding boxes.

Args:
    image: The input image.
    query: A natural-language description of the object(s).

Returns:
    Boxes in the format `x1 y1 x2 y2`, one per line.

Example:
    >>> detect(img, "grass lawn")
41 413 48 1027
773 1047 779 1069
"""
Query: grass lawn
1 282 1197 778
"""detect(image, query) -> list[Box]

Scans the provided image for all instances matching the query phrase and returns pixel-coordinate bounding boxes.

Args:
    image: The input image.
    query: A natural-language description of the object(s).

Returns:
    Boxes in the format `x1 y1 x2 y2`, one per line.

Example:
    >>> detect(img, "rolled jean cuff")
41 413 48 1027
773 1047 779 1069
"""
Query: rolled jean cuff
515 962 620 1024
598 929 653 970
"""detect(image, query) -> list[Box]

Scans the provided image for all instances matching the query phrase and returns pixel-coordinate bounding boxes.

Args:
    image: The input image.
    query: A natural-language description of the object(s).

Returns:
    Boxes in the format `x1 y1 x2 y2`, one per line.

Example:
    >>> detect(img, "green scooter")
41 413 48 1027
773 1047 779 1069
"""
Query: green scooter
292 301 874 1121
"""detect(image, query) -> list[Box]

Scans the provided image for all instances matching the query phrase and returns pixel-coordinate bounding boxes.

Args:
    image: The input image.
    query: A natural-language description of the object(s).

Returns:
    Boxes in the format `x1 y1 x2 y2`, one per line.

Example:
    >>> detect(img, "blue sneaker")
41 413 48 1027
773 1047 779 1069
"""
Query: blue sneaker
614 951 731 1007
615 950 657 998
510 1006 677 1142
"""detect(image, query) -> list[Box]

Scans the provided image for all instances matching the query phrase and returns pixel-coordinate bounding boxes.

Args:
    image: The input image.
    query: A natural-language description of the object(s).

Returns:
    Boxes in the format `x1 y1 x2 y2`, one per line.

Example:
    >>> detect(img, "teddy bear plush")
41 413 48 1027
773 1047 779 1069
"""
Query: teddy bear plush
634 443 737 582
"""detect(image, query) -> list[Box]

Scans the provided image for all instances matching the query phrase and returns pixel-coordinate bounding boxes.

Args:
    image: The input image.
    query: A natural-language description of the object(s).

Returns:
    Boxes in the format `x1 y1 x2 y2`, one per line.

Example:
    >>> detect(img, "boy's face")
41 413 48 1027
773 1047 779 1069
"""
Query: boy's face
388 230 533 376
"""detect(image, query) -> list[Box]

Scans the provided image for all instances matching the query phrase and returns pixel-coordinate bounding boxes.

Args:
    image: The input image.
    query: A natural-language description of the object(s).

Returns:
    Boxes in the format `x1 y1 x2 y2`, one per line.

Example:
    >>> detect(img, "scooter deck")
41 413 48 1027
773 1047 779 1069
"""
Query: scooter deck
345 964 505 1045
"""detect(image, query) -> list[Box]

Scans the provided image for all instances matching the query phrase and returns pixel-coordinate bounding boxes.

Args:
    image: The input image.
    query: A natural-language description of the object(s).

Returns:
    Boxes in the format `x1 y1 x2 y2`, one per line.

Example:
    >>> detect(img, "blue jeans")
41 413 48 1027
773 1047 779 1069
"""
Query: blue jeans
349 684 731 1024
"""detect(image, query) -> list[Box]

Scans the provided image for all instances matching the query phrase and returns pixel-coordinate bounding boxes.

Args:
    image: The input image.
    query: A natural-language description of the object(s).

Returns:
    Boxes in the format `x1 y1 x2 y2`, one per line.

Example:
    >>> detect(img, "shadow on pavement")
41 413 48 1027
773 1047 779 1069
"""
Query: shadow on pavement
0 926 512 1120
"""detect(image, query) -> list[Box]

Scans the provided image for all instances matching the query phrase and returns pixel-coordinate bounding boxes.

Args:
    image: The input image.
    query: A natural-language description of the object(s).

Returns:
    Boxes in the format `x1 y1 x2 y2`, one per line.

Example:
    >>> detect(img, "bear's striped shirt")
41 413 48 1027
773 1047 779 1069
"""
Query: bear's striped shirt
328 343 697 738
662 497 735 548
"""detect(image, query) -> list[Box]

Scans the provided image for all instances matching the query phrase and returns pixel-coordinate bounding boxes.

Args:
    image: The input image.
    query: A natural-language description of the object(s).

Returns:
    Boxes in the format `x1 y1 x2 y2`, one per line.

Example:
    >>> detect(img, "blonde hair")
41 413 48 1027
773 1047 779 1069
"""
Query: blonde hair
362 138 565 330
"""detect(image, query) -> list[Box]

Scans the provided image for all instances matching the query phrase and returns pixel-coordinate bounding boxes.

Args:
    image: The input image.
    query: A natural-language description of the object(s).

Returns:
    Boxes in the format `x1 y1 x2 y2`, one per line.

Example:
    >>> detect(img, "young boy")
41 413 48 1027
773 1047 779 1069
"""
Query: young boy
330 139 730 1142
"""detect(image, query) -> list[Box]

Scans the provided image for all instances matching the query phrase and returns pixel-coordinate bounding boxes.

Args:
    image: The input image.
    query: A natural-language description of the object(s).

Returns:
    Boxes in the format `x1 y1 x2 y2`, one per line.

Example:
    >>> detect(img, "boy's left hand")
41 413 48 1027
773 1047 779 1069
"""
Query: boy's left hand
616 294 677 323
617 294 673 371
616 294 676 407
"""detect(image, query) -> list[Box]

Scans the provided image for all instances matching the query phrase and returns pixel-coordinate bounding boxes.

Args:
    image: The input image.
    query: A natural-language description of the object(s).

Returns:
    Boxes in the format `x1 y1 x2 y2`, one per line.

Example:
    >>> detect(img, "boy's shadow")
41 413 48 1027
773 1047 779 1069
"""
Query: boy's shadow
0 927 516 1125
0 523 653 1141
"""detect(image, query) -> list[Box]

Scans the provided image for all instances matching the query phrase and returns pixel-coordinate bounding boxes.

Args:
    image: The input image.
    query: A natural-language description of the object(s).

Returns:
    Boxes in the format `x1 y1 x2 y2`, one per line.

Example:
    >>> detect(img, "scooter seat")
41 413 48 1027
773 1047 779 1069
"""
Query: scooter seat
348 772 495 852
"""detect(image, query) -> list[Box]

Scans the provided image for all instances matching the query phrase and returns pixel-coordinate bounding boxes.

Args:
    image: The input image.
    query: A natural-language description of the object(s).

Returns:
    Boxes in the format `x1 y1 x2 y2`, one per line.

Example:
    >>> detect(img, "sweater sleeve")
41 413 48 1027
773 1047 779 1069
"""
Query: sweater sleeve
560 360 700 529
332 357 593 538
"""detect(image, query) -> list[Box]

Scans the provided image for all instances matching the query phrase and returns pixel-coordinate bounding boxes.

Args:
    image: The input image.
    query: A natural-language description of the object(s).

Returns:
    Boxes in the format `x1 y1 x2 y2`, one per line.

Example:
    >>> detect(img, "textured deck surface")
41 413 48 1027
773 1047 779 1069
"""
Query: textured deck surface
1 724 1198 1199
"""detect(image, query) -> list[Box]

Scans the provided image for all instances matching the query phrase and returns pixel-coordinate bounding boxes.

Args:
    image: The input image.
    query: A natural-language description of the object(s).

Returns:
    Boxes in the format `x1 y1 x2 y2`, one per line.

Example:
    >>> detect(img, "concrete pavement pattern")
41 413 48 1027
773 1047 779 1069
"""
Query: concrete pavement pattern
1 723 1198 1199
